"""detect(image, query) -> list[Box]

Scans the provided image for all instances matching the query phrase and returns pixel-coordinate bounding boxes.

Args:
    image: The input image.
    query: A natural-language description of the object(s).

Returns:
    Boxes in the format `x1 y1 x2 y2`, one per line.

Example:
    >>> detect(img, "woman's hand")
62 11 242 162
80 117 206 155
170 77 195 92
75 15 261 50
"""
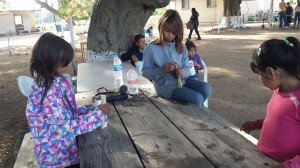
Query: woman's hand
99 103 109 114
164 63 176 72
240 121 259 134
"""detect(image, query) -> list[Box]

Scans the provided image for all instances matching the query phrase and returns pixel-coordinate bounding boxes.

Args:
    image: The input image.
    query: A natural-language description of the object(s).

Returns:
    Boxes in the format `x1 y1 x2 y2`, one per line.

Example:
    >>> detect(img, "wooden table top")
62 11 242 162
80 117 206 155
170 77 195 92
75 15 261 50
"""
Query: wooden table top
75 62 277 167
75 89 277 168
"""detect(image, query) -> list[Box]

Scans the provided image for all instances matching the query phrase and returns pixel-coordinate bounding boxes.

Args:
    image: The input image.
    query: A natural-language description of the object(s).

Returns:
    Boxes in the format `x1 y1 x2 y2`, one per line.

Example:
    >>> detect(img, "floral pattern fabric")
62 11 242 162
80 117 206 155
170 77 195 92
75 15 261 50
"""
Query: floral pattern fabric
26 75 106 168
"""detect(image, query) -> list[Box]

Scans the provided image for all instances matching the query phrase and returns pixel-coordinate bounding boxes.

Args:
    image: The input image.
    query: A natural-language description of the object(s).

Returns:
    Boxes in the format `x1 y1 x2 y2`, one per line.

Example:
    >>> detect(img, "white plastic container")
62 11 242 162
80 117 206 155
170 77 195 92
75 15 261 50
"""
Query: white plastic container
189 60 196 76
113 54 123 88
101 95 108 129
127 66 138 95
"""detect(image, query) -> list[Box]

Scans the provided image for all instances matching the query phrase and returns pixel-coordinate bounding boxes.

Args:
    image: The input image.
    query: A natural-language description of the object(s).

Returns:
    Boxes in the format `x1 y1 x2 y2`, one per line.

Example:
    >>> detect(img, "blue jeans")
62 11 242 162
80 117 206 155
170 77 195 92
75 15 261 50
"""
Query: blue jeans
279 11 287 27
171 78 212 107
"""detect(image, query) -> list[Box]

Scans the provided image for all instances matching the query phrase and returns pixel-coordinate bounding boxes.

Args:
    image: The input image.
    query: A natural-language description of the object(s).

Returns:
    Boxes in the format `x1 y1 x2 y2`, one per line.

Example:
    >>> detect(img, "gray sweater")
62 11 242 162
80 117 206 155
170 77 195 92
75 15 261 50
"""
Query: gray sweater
142 41 190 98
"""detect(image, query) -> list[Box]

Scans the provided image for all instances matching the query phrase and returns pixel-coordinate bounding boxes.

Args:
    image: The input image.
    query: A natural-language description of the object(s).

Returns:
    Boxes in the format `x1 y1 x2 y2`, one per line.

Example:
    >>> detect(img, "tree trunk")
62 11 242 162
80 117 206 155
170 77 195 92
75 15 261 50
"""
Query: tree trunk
87 0 169 62
219 0 244 29
67 17 76 49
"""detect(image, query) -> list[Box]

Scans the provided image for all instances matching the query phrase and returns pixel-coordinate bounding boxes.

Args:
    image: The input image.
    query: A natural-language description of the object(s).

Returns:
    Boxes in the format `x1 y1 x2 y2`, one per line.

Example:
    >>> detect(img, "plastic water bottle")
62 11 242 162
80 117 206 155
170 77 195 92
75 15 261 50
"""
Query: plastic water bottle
113 54 123 88
127 66 138 95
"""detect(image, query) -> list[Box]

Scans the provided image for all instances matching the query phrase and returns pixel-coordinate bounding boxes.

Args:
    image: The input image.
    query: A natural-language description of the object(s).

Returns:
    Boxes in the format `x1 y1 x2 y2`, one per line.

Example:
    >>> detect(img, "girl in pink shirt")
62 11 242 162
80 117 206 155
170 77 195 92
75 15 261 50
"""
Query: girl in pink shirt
240 37 300 168
26 33 109 167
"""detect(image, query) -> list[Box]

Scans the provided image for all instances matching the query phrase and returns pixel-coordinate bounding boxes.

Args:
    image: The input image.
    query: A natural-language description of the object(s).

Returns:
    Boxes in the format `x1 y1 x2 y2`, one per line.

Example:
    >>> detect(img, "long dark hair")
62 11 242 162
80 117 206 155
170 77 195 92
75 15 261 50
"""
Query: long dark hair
185 40 196 51
191 8 199 16
156 9 184 54
30 32 74 104
250 36 300 80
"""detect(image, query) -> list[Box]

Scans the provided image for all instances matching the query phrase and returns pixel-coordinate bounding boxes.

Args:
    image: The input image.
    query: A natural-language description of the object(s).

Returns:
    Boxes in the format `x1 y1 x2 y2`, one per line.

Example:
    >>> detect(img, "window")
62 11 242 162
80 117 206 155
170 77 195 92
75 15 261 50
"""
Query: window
207 0 216 7
182 0 189 9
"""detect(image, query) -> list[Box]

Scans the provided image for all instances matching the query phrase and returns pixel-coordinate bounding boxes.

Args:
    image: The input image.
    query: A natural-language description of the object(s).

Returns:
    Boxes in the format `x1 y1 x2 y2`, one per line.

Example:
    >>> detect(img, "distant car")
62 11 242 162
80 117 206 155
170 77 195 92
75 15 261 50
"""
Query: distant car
31 27 41 32
16 24 24 35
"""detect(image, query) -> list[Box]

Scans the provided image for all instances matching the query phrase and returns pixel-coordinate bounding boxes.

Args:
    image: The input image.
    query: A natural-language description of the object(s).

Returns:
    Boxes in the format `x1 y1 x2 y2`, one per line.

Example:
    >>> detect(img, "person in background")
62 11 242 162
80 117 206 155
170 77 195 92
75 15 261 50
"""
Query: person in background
294 2 300 29
240 37 300 168
142 9 211 107
279 0 288 28
185 40 204 80
286 2 293 26
27 33 109 168
188 8 201 40
120 34 146 74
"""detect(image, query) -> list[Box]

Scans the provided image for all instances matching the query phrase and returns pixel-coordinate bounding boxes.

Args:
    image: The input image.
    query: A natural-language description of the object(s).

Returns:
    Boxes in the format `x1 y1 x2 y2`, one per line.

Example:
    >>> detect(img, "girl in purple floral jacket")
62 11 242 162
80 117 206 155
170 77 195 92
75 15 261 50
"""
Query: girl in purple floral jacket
26 33 109 168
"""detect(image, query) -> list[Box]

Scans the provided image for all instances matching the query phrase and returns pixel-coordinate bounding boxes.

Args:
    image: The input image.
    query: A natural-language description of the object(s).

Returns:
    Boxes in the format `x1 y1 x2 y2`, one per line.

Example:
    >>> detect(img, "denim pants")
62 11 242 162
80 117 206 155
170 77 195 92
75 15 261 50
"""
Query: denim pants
171 78 211 107
279 11 287 27
188 25 201 39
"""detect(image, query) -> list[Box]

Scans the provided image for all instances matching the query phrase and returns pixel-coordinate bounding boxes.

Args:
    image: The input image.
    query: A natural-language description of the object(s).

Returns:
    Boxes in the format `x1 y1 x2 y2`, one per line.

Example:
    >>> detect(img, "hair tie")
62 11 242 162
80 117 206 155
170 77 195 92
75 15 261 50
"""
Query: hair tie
283 38 294 47
256 47 261 56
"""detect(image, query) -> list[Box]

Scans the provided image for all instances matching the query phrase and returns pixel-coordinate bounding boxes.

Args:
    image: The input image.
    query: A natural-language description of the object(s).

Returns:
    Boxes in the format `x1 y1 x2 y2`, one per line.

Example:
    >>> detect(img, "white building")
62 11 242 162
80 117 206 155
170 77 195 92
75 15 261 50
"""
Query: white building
0 0 40 35
168 0 274 24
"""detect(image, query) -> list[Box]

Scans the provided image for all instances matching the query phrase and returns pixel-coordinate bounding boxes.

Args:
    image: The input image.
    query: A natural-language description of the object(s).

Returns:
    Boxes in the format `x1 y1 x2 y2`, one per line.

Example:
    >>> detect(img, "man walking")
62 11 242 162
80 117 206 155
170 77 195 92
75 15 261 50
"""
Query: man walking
279 0 288 28
286 2 293 26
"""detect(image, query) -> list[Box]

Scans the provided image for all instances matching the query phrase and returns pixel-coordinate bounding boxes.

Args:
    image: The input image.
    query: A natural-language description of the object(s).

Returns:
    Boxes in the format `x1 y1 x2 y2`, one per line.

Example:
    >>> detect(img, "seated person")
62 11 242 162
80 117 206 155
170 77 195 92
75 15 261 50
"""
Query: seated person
185 40 204 80
120 34 146 74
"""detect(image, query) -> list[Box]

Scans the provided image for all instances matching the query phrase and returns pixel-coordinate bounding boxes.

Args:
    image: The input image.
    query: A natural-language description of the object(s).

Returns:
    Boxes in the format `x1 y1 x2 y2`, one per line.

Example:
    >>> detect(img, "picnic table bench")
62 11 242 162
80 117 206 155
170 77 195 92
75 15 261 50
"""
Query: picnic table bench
75 62 278 167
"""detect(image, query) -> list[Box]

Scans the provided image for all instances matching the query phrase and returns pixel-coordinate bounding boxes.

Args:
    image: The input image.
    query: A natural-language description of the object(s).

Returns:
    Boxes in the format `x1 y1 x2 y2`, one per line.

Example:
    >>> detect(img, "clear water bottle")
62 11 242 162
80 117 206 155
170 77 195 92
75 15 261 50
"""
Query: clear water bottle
113 54 123 88
127 66 138 95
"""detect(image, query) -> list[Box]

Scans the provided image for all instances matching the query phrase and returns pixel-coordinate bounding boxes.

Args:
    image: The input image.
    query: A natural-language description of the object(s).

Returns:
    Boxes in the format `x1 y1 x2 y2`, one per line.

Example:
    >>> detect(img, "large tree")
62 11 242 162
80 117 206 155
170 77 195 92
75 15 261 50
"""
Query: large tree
34 0 95 48
87 0 169 62
34 0 93 20
219 0 244 29
34 0 169 61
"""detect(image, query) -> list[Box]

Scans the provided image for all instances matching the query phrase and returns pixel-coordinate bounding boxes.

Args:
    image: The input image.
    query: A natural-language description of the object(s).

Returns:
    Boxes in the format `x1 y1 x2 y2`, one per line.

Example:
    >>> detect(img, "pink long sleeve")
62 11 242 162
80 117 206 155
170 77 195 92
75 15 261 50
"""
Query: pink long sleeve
283 156 300 168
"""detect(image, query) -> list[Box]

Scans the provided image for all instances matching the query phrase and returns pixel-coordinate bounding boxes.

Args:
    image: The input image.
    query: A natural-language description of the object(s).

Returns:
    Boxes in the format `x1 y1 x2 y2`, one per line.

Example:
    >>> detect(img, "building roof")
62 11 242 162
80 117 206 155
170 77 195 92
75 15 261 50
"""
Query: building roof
1 0 41 12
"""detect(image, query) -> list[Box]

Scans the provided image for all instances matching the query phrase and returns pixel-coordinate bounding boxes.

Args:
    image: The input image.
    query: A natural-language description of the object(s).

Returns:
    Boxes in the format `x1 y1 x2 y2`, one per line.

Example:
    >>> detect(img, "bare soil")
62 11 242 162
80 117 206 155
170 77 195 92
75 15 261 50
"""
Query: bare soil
1 23 299 168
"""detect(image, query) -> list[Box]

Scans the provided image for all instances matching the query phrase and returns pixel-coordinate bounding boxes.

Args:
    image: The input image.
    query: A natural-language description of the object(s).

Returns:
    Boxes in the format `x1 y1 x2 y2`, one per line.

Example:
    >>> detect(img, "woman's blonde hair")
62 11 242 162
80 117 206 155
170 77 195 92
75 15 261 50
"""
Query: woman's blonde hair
155 9 184 54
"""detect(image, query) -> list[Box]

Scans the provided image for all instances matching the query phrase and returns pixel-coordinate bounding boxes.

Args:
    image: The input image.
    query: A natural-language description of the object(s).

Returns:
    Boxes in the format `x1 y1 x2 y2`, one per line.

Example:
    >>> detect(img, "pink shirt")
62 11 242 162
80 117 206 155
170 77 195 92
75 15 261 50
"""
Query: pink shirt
257 87 300 167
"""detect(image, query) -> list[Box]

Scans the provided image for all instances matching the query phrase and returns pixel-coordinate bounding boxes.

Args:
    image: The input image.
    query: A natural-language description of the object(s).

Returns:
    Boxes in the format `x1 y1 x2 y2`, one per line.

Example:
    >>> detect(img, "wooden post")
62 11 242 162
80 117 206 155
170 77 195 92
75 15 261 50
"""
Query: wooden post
7 32 11 56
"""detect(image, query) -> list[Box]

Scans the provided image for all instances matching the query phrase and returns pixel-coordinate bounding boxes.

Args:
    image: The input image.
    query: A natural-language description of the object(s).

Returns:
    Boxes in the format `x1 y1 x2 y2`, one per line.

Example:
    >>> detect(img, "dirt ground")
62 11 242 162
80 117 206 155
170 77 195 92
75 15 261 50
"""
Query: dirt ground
0 23 300 168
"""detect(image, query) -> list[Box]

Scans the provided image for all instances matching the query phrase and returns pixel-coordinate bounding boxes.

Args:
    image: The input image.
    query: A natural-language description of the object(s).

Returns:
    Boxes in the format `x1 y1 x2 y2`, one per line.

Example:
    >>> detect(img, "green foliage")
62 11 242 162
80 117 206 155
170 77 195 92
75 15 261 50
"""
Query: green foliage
58 0 94 20
0 0 9 12
152 7 166 16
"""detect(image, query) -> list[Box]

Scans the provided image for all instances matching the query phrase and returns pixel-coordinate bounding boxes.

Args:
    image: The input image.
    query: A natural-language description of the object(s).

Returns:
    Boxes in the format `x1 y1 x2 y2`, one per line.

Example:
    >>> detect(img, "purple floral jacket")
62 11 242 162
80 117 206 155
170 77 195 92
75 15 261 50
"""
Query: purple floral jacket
26 75 106 168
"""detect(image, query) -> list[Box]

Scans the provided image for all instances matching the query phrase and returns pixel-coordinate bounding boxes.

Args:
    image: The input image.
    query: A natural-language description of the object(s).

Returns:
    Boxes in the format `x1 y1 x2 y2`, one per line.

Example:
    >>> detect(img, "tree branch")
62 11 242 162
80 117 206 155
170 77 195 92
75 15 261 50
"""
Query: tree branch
34 0 67 20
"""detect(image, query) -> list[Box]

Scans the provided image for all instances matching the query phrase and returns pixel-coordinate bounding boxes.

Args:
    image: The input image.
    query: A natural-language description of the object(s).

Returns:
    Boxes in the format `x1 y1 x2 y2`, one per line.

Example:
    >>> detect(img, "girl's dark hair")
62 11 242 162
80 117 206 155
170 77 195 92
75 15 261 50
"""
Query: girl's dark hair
156 9 184 54
191 8 199 16
185 40 196 51
130 34 145 49
30 32 74 104
250 36 300 80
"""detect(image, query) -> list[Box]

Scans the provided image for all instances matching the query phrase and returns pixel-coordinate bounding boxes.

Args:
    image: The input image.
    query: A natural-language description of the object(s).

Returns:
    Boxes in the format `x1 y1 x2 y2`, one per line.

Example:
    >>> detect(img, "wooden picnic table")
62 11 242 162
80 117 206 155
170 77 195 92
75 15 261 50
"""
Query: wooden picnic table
76 62 278 168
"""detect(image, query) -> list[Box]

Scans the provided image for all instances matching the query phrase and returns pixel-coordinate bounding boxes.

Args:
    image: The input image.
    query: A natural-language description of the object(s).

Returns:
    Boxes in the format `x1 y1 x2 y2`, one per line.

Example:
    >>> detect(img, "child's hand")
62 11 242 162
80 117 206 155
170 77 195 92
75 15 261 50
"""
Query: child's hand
99 103 109 114
240 120 259 134
164 63 176 72
175 67 183 77
193 61 201 69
